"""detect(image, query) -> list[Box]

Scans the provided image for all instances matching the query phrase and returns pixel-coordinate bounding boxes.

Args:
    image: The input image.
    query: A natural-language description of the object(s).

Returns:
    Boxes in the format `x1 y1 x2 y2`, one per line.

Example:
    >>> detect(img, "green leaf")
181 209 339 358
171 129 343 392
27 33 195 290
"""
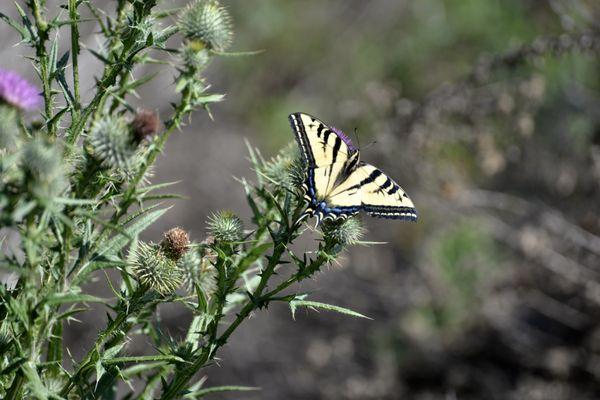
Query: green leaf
121 72 159 93
22 361 50 400
0 11 30 42
56 307 89 321
12 200 36 221
140 193 185 201
136 180 181 194
195 93 225 104
45 293 108 306
184 385 260 398
210 49 265 57
99 207 171 257
54 197 97 205
48 37 59 77
121 362 167 379
289 298 371 320
87 48 112 64
14 3 35 42
46 106 70 128
103 355 186 365
236 242 272 272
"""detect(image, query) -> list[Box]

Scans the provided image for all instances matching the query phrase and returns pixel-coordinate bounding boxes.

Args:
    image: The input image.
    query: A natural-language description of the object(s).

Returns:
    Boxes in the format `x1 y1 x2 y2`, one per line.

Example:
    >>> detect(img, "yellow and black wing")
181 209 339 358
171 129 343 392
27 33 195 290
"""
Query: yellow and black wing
327 163 418 221
289 112 417 223
289 112 360 211
289 112 356 168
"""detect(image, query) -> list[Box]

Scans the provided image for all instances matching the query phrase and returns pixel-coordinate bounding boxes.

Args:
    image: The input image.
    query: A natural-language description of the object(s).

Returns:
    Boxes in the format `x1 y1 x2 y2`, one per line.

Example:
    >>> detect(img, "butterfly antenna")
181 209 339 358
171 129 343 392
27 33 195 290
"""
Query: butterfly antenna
363 140 378 150
353 127 361 149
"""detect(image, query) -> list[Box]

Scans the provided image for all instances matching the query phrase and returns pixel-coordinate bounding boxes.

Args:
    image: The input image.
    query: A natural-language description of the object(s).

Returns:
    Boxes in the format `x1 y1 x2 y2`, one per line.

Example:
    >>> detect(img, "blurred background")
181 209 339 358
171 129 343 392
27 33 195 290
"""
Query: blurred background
2 0 600 399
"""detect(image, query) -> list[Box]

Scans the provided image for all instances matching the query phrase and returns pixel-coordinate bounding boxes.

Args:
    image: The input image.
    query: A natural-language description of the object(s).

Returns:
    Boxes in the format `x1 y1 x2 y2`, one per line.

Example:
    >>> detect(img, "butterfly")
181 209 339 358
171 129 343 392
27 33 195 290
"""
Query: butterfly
289 112 418 224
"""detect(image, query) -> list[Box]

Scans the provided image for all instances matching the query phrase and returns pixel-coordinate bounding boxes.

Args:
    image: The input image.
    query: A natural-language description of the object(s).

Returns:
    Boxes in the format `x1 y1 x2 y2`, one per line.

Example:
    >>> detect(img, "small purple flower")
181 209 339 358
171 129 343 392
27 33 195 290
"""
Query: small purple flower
0 69 41 111
331 126 357 152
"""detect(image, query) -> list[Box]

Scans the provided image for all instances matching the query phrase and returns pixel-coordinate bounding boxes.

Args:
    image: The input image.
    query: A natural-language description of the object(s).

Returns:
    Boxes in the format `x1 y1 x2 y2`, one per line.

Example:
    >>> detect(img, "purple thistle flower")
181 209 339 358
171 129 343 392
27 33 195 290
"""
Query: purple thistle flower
0 69 41 111
331 126 357 152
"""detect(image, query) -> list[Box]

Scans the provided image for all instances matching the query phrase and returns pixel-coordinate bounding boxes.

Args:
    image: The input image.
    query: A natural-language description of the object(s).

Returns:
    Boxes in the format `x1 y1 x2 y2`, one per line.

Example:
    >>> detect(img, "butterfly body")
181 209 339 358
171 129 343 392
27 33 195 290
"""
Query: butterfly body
289 112 418 224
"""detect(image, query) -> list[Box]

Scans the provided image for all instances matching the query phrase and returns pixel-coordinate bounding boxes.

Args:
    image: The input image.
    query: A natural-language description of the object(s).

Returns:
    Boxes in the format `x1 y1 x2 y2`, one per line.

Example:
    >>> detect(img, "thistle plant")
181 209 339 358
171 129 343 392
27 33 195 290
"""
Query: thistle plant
0 1 371 399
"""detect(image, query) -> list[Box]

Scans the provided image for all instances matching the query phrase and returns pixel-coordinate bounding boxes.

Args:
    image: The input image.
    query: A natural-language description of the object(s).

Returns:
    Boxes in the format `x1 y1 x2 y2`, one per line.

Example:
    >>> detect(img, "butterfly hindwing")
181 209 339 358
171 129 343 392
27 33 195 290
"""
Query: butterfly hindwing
355 163 417 220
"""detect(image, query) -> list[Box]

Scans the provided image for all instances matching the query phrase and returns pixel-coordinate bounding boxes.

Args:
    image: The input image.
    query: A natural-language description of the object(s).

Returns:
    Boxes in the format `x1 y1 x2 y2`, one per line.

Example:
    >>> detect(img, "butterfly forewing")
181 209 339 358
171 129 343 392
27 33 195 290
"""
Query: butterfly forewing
289 113 354 168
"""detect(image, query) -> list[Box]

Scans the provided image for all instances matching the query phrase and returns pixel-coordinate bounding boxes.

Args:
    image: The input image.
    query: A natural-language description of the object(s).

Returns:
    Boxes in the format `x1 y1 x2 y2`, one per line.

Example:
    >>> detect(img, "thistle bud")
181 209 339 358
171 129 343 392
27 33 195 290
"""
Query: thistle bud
207 211 243 243
322 217 365 247
262 144 305 191
162 227 190 260
131 109 160 143
21 138 67 199
178 0 233 52
130 242 183 295
178 245 217 295
89 116 136 170
0 104 18 150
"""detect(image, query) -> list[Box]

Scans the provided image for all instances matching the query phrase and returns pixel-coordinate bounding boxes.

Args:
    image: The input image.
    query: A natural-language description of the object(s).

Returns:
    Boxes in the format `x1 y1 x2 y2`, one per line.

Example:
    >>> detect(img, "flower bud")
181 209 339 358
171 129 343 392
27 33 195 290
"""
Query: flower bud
89 116 136 170
21 138 67 199
178 245 217 295
322 217 365 247
131 109 160 143
207 211 243 243
162 227 190 260
178 0 233 52
130 242 183 295
0 104 18 150
261 144 305 191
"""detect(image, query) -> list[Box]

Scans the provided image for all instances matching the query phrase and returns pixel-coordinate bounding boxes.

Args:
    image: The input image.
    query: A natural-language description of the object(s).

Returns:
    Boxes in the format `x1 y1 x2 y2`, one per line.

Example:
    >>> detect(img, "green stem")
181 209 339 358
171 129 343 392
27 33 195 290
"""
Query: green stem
159 207 307 400
68 0 81 110
28 0 53 133
59 286 151 397
219 243 333 346
4 371 24 400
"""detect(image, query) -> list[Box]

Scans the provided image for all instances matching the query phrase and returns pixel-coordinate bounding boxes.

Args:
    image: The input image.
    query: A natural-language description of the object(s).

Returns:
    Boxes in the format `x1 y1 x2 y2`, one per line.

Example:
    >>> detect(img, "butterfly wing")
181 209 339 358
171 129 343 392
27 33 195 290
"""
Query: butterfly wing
327 162 418 221
289 112 356 168
289 112 417 223
289 112 360 216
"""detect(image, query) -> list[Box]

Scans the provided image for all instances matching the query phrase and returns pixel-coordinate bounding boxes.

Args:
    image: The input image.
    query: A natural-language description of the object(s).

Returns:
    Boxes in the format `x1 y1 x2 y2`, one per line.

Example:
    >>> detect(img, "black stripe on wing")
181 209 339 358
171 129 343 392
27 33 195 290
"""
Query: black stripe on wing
289 113 316 167
362 204 418 221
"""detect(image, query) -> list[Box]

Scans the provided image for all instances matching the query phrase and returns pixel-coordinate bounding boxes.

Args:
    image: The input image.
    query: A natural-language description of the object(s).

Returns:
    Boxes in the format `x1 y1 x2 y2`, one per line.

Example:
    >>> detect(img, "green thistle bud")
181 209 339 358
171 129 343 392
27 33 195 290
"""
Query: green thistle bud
261 144 304 191
178 0 233 51
289 156 306 189
260 143 305 190
130 242 183 295
0 104 18 150
21 138 67 199
162 227 190 260
89 116 136 170
322 217 365 247
178 245 217 295
207 211 243 242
